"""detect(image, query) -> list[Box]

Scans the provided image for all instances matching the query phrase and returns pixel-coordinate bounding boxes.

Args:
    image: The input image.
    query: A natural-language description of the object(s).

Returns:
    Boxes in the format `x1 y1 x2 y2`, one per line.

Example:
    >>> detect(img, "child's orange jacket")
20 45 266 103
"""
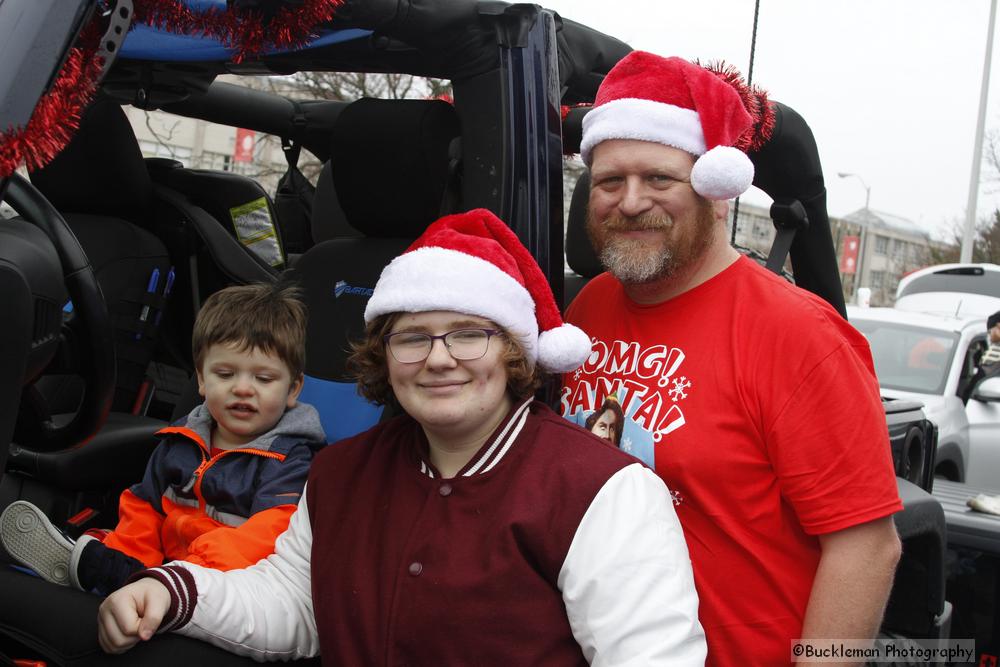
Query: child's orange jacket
102 402 325 570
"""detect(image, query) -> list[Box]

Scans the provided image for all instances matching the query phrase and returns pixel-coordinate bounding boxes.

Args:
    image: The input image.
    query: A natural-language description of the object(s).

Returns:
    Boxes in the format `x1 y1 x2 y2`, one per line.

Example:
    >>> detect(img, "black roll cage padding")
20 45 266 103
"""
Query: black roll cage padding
3 174 115 451
159 83 349 165
750 101 846 318
552 16 631 104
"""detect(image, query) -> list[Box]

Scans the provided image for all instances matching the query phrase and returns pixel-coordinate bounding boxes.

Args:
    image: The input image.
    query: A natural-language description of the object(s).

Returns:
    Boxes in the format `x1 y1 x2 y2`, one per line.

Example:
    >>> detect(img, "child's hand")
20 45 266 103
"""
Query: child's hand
97 578 171 653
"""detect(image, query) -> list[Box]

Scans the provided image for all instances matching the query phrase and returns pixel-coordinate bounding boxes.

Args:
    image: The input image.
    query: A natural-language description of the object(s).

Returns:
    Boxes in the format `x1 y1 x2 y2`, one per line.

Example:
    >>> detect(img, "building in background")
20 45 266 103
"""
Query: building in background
835 209 934 306
729 203 938 307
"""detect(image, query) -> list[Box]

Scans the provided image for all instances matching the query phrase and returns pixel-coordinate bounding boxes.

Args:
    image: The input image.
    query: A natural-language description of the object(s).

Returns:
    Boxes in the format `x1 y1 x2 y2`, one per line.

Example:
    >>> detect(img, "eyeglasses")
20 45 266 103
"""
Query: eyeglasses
383 328 503 364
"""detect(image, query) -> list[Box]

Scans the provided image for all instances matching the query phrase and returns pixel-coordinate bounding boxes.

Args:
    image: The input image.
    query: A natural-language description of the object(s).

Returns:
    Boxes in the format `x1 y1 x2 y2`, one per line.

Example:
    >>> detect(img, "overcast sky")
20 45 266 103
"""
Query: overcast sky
542 0 999 241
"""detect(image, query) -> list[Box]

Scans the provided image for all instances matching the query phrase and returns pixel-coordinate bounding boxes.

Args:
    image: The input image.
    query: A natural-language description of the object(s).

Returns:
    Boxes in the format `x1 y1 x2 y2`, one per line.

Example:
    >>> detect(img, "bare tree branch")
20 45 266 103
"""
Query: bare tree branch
143 111 183 158
262 71 452 102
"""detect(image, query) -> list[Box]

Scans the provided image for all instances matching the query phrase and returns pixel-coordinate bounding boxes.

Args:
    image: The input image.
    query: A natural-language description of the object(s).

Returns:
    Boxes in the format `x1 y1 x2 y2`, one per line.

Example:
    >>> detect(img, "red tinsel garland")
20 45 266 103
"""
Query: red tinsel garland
134 0 343 63
0 46 103 178
701 60 775 153
0 0 342 179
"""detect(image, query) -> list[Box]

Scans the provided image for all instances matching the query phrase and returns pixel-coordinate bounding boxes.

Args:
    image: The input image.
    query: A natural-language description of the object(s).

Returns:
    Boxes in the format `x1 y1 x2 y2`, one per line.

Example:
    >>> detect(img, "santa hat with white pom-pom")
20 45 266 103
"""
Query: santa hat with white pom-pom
580 51 774 201
364 208 592 373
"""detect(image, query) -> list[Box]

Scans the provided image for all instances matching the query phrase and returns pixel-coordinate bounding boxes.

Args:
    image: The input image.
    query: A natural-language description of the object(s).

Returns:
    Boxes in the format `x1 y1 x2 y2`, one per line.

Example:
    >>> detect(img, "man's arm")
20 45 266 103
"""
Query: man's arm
798 516 902 667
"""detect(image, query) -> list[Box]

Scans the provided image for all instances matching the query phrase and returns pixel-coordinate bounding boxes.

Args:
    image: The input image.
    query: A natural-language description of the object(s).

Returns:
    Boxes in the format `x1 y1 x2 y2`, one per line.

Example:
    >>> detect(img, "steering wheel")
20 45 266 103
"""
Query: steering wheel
4 173 115 451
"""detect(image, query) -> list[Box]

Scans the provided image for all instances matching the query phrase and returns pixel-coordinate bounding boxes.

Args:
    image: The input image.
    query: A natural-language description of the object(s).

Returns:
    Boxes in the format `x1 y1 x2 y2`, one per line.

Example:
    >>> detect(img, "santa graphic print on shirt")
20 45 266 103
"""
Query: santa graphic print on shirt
561 336 692 470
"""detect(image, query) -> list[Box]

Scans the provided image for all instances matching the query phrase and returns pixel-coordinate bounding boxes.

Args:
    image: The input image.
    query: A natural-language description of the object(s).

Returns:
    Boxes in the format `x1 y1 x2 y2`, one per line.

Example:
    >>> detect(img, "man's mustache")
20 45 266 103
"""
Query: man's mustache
600 213 673 233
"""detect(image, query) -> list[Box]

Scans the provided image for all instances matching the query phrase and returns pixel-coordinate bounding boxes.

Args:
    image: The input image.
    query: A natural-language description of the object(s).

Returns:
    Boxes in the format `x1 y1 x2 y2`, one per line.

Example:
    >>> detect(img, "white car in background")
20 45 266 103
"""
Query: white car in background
847 306 1000 485
895 262 1000 319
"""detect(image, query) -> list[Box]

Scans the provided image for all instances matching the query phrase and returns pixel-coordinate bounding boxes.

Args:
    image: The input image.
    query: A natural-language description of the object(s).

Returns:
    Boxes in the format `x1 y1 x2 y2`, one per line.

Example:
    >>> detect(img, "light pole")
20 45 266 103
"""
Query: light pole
960 0 997 262
838 172 871 302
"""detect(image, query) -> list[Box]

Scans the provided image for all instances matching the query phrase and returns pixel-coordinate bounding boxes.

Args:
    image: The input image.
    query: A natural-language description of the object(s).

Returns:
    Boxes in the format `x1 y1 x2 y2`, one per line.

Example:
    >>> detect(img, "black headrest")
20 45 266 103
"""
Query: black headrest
31 96 152 217
311 161 360 243
331 98 460 238
565 170 603 278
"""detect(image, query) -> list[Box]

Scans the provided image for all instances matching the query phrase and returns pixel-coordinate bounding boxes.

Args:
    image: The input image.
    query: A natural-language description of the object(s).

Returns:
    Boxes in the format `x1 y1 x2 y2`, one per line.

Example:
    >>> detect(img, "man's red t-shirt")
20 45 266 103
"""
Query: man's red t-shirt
562 257 902 666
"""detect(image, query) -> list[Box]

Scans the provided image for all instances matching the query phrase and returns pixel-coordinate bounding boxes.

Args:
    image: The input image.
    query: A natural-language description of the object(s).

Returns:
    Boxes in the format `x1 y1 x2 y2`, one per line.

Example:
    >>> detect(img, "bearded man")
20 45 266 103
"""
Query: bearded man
560 51 902 667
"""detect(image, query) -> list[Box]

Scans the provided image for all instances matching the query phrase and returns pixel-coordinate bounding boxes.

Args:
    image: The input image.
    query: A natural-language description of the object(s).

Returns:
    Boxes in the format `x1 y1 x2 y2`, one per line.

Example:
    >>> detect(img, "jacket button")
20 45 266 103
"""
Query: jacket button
408 562 423 576
439 483 453 497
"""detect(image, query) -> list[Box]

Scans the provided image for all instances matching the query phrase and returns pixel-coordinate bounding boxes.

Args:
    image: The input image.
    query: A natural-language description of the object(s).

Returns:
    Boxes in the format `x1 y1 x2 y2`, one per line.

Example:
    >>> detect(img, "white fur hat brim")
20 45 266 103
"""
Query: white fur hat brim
581 98 705 165
365 247 541 365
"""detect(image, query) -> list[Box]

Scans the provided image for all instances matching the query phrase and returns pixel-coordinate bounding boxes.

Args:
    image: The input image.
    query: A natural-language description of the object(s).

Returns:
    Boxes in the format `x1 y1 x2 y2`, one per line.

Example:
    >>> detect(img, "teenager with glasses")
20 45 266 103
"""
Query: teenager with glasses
382 327 503 364
97 209 706 665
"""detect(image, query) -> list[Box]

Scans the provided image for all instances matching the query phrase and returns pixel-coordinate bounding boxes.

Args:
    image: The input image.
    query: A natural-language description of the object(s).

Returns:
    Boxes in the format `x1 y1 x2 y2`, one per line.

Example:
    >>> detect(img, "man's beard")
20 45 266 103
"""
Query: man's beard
586 204 717 285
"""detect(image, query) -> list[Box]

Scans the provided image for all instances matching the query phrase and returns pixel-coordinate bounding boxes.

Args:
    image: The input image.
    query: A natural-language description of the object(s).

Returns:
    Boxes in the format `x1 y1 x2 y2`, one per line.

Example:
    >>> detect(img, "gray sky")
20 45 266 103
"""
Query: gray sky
543 0 999 240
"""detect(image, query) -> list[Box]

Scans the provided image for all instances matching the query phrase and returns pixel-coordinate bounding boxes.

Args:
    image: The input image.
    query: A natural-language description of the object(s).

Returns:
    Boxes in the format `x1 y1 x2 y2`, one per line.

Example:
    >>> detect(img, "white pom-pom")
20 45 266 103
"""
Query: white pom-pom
690 146 754 200
537 323 593 373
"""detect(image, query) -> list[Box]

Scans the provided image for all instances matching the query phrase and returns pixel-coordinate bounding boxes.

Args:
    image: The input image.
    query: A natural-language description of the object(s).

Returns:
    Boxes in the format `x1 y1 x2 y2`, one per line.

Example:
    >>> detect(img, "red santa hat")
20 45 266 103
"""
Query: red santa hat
364 209 592 372
581 51 774 200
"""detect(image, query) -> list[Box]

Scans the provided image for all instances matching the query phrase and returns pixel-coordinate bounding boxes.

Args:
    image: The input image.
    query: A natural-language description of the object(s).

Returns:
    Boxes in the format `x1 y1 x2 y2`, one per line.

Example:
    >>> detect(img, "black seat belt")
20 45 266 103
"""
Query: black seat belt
275 101 315 255
765 198 809 275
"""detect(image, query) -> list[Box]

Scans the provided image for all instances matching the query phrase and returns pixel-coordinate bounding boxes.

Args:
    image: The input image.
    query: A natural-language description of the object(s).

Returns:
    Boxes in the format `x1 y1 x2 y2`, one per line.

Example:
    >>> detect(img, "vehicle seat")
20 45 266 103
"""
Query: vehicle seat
147 159 288 270
289 97 461 442
29 98 172 414
564 170 602 308
310 161 360 242
310 97 460 244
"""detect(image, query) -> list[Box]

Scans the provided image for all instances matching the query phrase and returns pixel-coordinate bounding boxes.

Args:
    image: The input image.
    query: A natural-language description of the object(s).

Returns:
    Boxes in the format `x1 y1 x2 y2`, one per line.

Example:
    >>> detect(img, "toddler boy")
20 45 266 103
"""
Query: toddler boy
1 282 325 595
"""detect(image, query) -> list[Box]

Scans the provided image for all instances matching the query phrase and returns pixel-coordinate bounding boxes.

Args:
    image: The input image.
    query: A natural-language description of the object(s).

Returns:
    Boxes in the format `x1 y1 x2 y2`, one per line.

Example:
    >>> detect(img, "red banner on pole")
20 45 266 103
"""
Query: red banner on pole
840 235 860 275
233 128 255 163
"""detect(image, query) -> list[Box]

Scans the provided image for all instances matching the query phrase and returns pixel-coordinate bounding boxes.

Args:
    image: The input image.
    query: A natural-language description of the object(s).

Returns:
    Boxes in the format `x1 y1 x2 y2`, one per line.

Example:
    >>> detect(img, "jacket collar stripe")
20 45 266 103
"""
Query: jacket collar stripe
479 408 528 475
415 399 532 479
463 398 532 477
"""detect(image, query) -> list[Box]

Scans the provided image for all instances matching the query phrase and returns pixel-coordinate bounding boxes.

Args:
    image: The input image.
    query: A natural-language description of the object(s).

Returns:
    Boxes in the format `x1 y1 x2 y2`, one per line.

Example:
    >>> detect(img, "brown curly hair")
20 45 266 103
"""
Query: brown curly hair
192 282 307 378
347 313 543 407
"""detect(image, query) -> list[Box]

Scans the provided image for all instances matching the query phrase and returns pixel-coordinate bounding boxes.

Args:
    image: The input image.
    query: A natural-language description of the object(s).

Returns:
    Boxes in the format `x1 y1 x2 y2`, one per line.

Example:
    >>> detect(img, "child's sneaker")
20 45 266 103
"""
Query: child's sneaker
1 501 84 587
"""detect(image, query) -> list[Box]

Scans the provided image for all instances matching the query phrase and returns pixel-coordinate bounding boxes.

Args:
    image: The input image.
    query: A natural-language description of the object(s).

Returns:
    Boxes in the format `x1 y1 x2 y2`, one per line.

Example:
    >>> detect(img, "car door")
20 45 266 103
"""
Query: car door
962 334 1000 487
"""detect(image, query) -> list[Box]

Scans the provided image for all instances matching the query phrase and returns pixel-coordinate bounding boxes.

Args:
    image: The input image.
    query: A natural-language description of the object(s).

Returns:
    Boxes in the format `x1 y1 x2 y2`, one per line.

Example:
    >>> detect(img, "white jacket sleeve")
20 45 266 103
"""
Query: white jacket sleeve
558 463 706 667
162 490 319 661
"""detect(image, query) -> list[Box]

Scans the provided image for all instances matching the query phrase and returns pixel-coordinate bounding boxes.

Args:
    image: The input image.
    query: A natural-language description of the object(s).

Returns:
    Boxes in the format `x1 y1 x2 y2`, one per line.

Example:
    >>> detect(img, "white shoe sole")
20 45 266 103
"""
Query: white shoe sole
1 501 74 586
